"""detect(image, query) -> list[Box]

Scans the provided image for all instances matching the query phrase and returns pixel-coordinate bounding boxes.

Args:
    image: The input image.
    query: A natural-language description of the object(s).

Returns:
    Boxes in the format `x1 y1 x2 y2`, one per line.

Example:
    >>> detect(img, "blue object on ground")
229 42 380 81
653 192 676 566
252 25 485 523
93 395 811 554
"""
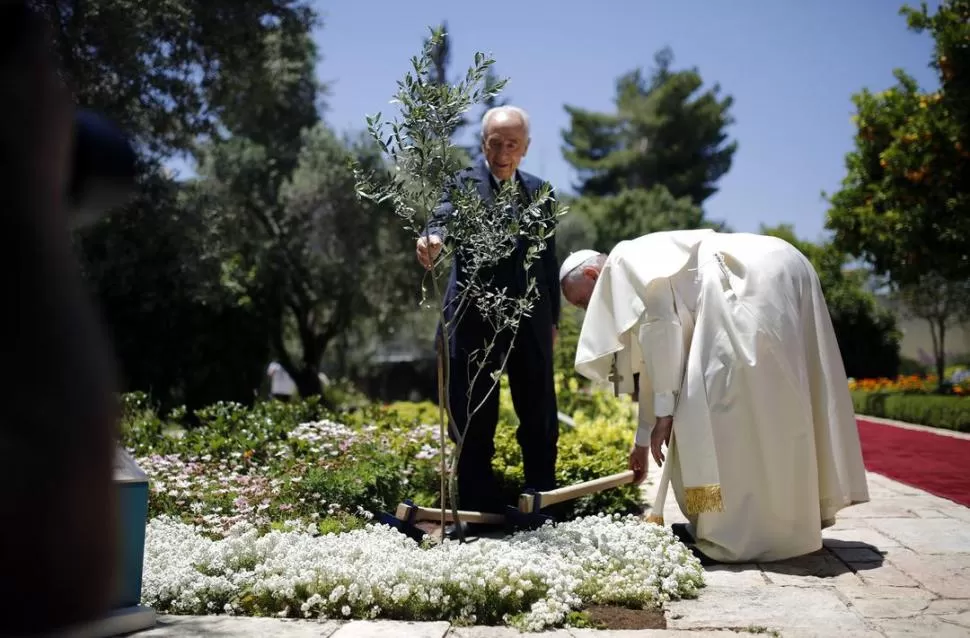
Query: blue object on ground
114 447 149 609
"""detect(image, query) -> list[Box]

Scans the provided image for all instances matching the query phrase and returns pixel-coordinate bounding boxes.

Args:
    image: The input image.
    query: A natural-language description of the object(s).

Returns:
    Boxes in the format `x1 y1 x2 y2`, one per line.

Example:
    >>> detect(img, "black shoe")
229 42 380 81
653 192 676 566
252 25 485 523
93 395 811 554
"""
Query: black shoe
444 521 470 540
671 523 694 545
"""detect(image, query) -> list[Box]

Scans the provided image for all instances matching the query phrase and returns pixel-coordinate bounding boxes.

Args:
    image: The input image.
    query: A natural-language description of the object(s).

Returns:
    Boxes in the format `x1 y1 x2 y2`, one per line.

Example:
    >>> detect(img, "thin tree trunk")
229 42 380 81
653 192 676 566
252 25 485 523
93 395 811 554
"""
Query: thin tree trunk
436 334 447 534
936 318 947 393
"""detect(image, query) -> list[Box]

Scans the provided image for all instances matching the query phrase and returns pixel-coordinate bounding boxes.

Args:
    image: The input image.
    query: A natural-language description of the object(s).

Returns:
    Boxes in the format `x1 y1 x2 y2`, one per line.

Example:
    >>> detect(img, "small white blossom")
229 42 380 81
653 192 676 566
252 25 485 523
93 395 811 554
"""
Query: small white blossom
141 514 704 631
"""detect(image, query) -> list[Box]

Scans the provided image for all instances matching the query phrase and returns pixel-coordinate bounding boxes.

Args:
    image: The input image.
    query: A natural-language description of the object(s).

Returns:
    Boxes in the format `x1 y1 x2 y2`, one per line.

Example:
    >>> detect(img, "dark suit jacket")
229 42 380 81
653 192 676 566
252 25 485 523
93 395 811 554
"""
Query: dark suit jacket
426 161 560 357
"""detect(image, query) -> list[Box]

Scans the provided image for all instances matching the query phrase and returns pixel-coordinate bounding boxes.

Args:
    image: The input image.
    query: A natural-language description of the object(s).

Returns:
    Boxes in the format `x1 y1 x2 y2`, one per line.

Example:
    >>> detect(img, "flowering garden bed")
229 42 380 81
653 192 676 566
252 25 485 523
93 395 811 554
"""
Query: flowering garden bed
143 514 700 630
124 376 706 631
849 374 970 432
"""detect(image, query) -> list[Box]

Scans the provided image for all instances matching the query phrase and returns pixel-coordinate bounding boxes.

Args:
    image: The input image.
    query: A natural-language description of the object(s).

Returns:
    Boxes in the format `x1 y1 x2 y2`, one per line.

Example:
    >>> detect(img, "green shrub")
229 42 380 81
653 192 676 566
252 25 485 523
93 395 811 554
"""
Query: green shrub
852 390 970 432
382 400 441 426
491 376 642 518
553 303 586 384
377 373 643 517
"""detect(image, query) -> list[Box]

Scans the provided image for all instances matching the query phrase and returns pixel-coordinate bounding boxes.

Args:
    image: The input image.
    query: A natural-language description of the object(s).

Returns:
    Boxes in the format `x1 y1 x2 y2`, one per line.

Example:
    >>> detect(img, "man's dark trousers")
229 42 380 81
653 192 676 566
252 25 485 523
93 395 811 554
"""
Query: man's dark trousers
445 313 559 514
428 161 561 515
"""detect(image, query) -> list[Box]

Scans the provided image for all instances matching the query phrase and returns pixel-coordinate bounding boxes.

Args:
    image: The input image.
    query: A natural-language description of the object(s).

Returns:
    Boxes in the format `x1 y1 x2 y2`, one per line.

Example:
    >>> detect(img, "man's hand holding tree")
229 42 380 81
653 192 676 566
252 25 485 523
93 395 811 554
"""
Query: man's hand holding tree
416 234 443 270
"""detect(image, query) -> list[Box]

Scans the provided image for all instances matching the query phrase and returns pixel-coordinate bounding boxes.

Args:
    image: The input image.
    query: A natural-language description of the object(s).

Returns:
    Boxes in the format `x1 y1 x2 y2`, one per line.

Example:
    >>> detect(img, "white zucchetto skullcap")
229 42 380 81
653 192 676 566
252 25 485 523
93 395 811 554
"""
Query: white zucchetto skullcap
559 249 601 282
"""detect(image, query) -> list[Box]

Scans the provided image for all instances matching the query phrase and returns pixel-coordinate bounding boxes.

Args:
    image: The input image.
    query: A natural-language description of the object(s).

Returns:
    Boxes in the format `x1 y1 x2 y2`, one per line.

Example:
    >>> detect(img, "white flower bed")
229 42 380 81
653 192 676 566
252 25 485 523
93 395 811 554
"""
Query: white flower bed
143 512 704 631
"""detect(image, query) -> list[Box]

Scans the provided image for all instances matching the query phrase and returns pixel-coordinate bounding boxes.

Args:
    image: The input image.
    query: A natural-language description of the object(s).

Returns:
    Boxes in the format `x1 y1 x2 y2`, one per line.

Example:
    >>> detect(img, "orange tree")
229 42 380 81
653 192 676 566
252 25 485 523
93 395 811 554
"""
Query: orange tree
826 0 970 287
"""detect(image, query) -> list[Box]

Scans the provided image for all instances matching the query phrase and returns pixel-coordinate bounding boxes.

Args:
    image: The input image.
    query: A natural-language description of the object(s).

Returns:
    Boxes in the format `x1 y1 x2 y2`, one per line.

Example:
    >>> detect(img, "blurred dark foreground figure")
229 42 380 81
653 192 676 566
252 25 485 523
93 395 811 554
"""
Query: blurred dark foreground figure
0 1 137 635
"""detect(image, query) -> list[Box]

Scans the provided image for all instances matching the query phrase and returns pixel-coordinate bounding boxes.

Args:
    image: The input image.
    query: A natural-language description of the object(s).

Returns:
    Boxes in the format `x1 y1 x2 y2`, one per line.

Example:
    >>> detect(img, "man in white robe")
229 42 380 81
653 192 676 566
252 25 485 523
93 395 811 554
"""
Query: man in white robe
559 229 870 564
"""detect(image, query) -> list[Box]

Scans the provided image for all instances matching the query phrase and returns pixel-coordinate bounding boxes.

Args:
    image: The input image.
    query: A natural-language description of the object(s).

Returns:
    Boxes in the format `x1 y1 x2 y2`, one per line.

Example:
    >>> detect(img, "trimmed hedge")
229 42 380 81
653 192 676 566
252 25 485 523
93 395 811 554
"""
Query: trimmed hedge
852 390 970 433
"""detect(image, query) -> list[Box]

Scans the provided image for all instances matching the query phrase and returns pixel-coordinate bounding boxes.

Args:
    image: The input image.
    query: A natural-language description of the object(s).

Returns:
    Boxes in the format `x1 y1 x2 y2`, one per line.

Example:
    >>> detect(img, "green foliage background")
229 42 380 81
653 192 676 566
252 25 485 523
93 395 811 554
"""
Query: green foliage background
61 0 970 416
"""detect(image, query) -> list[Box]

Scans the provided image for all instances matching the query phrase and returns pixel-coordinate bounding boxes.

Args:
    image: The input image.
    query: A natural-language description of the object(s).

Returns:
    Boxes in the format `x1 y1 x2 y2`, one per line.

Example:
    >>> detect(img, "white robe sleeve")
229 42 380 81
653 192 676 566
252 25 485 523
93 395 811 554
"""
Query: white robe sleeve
635 386 652 447
640 279 685 419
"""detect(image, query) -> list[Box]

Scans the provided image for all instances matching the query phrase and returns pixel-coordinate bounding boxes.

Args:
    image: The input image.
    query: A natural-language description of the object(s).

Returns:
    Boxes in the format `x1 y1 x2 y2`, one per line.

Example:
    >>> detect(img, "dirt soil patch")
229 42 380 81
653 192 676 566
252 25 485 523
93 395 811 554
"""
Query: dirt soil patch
583 605 667 630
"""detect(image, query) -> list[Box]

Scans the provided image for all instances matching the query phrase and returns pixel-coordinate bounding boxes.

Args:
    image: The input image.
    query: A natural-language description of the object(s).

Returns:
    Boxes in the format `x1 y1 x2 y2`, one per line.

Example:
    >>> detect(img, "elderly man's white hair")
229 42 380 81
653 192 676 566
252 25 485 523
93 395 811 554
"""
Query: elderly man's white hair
481 105 531 138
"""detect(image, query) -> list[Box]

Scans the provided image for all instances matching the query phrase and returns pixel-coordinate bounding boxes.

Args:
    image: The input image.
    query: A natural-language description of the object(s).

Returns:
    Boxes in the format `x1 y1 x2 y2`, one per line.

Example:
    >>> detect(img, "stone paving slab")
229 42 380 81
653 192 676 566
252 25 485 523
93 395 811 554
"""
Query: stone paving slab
646 455 970 638
129 618 763 637
568 632 759 637
665 585 873 634
130 615 341 636
448 627 571 637
331 620 450 637
129 419 970 637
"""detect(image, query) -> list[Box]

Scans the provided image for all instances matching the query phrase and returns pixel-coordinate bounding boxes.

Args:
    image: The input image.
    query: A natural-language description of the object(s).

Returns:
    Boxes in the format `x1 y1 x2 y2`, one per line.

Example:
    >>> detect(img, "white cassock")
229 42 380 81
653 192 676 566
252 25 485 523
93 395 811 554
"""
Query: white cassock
574 229 870 563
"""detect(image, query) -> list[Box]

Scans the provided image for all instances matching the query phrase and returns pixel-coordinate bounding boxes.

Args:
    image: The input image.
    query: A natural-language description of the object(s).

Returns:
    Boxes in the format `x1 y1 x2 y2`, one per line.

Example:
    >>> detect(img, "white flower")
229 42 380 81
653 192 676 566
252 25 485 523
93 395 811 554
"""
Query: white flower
414 444 438 460
141 514 704 632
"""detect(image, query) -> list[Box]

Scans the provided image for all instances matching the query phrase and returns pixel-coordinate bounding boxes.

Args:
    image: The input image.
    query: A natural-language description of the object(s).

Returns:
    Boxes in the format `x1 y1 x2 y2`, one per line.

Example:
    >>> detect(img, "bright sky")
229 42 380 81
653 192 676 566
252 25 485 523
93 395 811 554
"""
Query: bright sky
315 0 941 243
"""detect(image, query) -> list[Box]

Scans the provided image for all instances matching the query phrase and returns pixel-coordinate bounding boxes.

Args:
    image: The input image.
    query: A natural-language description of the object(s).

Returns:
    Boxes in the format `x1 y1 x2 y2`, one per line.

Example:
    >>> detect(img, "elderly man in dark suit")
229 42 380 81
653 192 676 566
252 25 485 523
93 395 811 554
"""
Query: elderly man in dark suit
416 106 561 529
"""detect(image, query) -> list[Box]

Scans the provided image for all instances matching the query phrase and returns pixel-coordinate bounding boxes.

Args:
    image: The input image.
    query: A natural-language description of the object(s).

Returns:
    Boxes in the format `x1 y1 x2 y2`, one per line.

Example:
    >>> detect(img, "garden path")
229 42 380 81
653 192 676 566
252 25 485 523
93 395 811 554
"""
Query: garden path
131 417 970 638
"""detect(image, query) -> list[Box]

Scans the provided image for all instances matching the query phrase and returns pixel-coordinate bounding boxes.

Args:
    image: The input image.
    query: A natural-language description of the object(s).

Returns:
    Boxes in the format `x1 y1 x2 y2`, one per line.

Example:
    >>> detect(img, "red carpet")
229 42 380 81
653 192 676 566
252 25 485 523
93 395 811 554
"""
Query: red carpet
857 418 970 507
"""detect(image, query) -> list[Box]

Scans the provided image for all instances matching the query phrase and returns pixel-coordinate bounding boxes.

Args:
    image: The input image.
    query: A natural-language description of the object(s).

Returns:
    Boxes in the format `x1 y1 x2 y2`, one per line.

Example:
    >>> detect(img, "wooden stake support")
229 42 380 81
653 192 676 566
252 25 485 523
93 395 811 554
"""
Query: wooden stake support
382 469 640 538
394 502 505 526
517 470 637 513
